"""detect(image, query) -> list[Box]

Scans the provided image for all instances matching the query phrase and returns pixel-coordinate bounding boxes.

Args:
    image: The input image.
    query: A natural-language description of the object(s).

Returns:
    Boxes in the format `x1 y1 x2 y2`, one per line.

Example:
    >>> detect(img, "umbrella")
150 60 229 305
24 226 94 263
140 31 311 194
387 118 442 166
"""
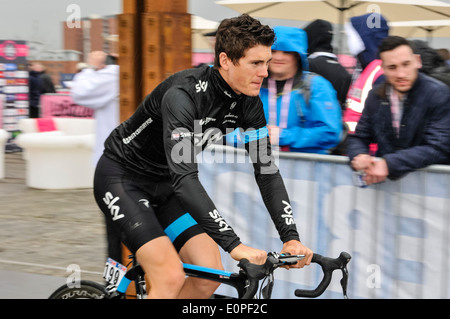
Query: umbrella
215 0 450 24
191 16 219 65
389 19 450 45
192 15 220 31
192 16 219 52
215 0 450 52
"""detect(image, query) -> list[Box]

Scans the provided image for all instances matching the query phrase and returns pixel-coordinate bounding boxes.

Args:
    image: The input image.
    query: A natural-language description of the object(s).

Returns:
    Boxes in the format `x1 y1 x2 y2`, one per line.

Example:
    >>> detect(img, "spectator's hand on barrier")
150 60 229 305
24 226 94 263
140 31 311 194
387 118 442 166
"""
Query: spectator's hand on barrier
280 240 313 269
230 243 267 265
364 158 389 185
351 154 372 171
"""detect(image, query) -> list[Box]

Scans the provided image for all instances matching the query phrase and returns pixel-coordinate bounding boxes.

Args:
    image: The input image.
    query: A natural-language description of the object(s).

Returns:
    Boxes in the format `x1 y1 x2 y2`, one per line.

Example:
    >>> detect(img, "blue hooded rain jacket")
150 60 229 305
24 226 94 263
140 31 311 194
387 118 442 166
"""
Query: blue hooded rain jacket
259 26 343 154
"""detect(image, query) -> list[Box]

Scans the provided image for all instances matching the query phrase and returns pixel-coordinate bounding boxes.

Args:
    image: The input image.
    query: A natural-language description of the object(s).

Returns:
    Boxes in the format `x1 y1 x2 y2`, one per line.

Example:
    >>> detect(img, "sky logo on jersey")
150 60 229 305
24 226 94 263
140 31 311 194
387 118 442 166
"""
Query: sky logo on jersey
209 209 232 232
195 80 208 93
281 200 295 225
103 192 124 221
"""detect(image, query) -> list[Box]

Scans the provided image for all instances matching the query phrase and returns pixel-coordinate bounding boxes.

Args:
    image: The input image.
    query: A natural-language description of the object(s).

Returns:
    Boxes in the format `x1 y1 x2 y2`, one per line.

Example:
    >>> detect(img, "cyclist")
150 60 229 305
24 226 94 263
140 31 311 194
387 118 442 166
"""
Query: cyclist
93 14 313 299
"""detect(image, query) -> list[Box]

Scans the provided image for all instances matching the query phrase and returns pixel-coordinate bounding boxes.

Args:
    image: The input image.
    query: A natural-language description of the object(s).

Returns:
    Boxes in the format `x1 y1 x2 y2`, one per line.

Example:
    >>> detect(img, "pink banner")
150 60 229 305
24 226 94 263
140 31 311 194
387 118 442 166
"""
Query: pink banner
0 40 28 61
0 98 2 129
192 52 214 67
40 94 94 119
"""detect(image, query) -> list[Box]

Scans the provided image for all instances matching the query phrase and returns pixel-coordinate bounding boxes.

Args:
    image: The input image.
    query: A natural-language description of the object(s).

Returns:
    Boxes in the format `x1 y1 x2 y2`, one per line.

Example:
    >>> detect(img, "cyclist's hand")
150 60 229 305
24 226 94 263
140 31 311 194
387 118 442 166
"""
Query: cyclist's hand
280 240 313 269
230 243 267 265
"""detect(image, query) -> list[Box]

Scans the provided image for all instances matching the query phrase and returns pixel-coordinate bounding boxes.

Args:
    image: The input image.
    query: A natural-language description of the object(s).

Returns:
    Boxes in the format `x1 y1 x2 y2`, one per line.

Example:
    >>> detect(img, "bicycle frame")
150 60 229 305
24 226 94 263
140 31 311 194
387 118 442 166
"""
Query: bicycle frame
113 261 250 299
182 264 248 298
49 251 350 299
109 251 351 299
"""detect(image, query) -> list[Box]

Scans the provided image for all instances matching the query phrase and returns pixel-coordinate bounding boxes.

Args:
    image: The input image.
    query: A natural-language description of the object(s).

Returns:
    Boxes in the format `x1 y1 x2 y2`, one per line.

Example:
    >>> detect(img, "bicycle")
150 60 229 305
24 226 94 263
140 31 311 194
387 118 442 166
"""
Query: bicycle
48 251 351 299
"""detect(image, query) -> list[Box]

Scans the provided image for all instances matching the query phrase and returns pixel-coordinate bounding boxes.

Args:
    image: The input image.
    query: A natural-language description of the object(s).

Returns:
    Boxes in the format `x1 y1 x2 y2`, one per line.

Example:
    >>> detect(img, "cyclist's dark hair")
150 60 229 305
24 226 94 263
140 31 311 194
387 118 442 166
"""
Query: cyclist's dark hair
379 36 414 55
214 14 275 68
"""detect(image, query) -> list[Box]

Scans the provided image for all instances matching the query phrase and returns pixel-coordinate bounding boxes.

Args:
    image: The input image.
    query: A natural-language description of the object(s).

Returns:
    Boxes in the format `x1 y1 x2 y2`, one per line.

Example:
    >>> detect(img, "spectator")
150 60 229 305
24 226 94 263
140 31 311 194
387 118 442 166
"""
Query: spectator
411 40 450 87
436 48 450 67
261 26 342 154
71 51 120 166
344 13 389 135
227 26 343 154
304 19 352 109
33 63 56 94
28 62 57 118
28 63 43 118
347 36 450 185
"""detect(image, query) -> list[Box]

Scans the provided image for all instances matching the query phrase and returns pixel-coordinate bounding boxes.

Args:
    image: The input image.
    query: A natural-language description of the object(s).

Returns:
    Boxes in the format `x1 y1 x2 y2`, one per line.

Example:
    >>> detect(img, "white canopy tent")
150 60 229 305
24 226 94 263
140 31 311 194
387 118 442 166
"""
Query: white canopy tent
191 15 219 52
215 0 450 23
389 19 450 45
215 0 450 52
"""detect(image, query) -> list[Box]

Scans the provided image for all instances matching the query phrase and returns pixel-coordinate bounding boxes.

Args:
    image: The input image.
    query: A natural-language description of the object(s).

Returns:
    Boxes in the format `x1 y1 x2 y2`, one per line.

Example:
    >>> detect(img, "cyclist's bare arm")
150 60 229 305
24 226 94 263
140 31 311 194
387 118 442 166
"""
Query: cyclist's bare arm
230 243 267 265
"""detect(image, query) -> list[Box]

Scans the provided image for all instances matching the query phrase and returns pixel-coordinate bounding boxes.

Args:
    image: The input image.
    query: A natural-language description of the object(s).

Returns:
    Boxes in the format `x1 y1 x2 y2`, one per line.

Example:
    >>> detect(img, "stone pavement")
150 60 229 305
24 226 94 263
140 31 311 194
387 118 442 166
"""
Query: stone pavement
0 152 107 296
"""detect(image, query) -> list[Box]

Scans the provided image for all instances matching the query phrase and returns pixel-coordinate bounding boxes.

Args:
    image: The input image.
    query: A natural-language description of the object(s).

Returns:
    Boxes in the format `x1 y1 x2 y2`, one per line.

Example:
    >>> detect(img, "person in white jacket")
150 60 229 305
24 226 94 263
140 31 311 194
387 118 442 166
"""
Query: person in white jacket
71 51 120 166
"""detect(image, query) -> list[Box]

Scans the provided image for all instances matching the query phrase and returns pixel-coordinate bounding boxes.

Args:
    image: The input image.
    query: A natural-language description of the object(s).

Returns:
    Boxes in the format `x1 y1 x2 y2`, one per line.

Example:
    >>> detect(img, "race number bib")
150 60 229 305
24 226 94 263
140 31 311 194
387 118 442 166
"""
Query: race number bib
103 257 127 287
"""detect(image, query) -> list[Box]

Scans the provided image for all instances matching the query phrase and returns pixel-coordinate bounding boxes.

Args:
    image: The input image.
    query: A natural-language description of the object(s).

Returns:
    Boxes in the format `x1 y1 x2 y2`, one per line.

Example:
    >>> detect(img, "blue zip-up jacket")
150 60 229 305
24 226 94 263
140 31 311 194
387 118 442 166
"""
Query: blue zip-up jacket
260 26 342 154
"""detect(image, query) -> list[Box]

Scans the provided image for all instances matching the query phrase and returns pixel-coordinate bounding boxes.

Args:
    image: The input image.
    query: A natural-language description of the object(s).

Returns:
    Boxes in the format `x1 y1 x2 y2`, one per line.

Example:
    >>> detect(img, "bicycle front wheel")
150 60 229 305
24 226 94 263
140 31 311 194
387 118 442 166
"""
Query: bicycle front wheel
49 280 107 299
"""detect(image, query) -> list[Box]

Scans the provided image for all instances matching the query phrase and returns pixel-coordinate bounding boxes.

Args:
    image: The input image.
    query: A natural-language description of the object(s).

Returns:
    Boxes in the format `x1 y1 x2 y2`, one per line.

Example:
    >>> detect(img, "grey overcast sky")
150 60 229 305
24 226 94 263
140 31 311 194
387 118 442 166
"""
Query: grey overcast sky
0 0 449 50
0 0 239 50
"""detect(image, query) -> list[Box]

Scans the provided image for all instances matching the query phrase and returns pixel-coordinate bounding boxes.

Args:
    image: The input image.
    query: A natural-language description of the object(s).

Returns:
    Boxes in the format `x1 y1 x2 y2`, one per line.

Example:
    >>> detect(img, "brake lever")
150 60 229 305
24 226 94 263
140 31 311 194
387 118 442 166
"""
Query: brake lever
340 264 349 299
261 273 274 299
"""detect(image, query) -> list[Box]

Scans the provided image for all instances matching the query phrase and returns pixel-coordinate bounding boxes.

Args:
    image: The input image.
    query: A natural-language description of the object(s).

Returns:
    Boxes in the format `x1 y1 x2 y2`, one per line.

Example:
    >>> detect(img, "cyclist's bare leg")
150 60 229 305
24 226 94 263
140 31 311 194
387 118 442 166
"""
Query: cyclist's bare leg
177 233 223 298
136 236 186 299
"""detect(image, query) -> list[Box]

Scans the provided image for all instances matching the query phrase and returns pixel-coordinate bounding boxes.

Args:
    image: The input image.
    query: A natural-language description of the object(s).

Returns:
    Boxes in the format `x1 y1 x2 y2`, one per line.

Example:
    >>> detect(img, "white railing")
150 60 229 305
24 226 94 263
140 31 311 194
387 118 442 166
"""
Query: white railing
199 145 450 299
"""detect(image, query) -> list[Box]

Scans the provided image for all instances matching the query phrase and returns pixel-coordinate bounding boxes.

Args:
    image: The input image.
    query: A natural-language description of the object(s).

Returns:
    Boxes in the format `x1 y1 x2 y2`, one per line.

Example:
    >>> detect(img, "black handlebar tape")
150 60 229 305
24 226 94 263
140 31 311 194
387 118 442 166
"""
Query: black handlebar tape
295 252 351 298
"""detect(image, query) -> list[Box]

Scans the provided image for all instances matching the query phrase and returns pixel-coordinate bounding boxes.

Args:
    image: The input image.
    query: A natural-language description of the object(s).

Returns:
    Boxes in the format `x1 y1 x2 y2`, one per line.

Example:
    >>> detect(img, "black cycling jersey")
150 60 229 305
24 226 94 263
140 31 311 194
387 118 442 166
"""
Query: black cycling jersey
103 64 300 253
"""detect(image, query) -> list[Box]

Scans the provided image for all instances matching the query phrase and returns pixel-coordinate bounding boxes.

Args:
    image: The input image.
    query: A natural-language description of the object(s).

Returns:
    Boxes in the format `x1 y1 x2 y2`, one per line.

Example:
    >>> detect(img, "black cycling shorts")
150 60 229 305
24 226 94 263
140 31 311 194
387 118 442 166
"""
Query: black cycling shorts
93 155 204 260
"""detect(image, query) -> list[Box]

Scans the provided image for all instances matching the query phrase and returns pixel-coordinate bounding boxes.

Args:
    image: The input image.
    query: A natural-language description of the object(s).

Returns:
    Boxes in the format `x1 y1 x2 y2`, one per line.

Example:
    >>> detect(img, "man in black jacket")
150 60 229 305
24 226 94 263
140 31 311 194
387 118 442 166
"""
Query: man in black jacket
304 19 351 110
348 36 450 185
28 67 43 118
28 63 56 118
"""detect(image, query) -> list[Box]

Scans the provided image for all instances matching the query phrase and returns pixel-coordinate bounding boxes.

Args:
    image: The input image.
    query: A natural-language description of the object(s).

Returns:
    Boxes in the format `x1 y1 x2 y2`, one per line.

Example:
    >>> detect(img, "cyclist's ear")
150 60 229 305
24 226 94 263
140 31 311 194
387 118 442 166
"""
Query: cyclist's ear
219 52 231 70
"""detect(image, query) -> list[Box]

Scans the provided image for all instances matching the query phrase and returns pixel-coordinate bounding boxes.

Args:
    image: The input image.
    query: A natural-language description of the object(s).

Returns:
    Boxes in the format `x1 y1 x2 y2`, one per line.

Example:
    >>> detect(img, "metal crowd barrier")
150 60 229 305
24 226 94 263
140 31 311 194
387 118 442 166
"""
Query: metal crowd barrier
198 145 450 299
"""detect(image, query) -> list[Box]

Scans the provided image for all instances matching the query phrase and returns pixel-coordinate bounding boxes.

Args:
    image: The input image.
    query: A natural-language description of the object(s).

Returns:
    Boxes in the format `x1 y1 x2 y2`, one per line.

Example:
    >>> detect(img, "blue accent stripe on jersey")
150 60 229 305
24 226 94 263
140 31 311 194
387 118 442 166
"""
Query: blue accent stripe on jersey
164 213 198 242
117 276 132 293
183 263 234 277
241 126 269 142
